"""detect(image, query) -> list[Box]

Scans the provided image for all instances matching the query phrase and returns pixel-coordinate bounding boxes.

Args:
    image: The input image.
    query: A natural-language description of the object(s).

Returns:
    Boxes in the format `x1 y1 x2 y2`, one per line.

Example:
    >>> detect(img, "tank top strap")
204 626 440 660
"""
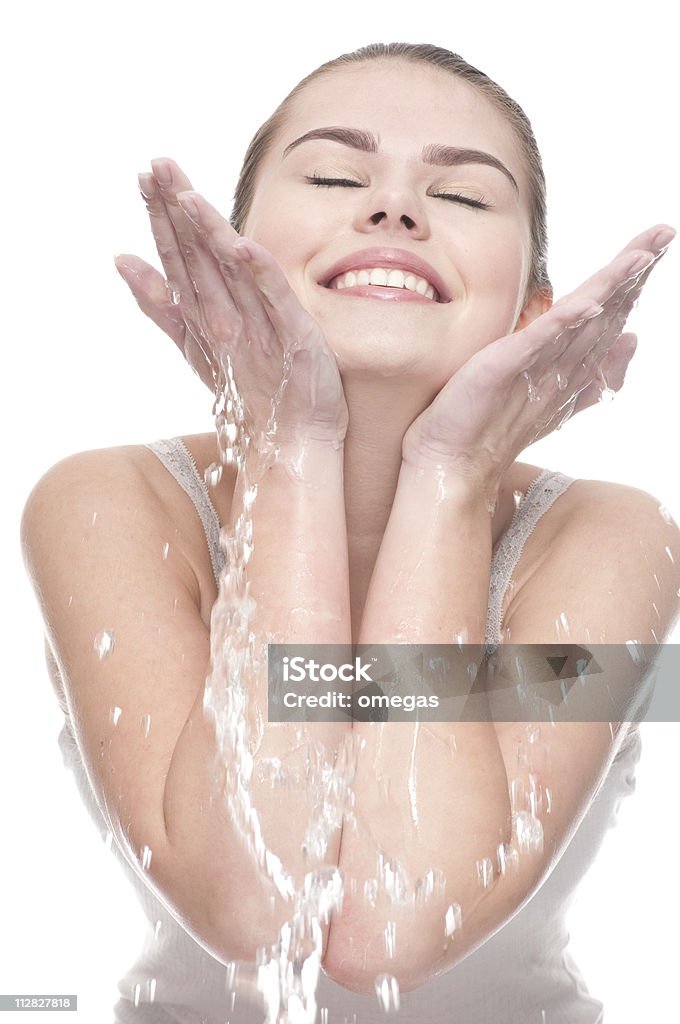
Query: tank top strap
145 441 575 645
485 469 576 646
144 438 225 585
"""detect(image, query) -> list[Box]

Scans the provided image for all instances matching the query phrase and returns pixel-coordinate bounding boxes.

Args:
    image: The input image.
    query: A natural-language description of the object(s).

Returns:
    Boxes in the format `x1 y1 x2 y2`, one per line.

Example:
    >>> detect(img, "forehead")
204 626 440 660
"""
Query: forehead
278 59 525 176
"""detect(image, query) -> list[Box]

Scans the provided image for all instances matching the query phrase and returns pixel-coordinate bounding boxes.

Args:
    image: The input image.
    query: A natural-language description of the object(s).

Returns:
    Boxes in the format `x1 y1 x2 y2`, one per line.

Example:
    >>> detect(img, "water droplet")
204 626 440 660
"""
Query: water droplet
162 542 170 560
556 371 568 392
626 639 644 664
384 920 396 958
141 714 151 739
205 462 223 488
374 974 400 1014
67 595 73 608
476 856 494 887
444 902 462 937
364 879 378 908
515 810 544 854
658 504 673 524
225 961 236 988
141 845 153 870
513 489 523 510
522 371 540 402
110 706 122 726
665 546 675 564
91 512 98 526
154 919 162 940
171 287 181 304
243 484 258 512
598 386 616 403
526 724 541 744
94 630 115 660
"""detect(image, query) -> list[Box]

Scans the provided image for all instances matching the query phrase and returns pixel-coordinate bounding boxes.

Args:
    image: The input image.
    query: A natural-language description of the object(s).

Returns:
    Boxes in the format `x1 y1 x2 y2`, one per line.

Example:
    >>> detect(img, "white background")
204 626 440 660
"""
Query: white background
2 0 679 1020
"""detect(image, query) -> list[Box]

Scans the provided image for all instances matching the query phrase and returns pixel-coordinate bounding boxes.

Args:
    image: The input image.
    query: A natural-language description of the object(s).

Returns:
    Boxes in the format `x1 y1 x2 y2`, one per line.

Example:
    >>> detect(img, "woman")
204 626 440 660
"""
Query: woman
20 42 679 1023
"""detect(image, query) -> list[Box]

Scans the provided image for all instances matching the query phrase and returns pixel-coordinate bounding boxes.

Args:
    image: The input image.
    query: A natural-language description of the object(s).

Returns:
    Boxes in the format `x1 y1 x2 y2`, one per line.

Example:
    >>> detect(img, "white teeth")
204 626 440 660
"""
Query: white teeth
330 267 437 299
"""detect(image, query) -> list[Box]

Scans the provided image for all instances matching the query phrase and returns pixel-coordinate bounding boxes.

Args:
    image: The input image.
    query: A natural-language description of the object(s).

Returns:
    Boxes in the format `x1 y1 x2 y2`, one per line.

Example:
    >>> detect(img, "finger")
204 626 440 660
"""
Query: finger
233 237 334 351
138 171 197 305
570 332 638 415
609 223 675 263
114 254 216 390
555 246 659 383
149 157 227 294
114 253 186 344
175 192 281 355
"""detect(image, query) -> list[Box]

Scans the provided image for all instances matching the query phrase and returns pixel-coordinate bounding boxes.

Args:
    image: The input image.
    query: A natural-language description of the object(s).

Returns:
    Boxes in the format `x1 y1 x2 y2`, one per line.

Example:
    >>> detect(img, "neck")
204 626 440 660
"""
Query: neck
340 370 440 632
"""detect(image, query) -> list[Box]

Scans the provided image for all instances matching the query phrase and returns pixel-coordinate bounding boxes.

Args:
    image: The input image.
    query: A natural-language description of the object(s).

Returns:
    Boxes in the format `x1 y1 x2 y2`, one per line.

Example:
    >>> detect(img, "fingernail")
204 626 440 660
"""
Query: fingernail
653 225 676 250
177 192 200 222
151 159 172 187
138 173 156 200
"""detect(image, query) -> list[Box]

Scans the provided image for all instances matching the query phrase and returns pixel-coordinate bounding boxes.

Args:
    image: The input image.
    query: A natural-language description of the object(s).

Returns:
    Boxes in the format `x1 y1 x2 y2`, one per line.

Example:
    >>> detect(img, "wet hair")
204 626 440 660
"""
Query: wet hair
230 42 551 299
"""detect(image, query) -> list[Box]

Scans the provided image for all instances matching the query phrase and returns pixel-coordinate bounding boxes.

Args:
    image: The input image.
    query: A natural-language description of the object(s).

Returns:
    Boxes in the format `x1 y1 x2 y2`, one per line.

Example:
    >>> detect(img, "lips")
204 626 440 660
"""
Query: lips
320 247 452 303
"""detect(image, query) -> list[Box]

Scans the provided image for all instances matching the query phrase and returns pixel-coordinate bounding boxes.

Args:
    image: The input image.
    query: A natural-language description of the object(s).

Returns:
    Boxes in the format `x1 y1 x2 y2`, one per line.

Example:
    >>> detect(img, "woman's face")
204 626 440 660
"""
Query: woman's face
244 60 547 383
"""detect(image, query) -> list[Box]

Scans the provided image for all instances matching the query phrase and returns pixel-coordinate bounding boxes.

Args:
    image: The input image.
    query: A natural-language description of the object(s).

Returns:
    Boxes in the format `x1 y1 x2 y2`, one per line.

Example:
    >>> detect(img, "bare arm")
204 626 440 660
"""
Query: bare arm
323 221 680 992
21 444 351 964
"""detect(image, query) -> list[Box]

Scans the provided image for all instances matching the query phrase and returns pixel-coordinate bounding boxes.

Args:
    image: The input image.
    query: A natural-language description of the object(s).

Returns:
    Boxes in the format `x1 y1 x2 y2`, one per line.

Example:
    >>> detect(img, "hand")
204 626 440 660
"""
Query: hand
114 158 348 451
401 224 675 500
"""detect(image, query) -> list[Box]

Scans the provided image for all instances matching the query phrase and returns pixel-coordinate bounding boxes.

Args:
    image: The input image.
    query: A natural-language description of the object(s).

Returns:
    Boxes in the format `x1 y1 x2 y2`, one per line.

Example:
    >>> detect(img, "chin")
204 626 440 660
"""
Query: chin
316 304 456 379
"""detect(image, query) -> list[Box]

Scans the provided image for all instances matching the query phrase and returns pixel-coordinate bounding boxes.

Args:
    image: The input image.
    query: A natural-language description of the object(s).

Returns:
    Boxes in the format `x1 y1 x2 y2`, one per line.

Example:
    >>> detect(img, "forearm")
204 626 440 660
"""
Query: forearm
161 441 353 961
358 458 494 646
326 459 511 991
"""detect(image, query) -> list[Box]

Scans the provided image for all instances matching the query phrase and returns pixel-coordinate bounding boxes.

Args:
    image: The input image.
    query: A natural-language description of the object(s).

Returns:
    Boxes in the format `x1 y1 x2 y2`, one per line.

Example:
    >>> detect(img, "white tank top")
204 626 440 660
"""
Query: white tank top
55 438 642 1023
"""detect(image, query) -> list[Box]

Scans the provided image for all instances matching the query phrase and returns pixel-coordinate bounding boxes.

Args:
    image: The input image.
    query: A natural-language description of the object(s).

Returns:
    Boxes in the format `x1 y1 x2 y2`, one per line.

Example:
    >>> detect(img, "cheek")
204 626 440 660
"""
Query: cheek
464 227 529 325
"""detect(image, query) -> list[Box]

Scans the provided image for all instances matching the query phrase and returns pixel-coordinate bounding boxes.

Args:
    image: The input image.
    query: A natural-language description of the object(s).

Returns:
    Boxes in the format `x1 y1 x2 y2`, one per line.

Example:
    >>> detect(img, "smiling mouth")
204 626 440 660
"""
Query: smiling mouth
328 267 440 302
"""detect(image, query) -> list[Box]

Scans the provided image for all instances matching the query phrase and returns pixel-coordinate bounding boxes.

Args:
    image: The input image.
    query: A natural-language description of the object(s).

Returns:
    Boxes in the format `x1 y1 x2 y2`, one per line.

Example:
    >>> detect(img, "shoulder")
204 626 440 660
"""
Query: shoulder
20 438 230 621
505 471 680 643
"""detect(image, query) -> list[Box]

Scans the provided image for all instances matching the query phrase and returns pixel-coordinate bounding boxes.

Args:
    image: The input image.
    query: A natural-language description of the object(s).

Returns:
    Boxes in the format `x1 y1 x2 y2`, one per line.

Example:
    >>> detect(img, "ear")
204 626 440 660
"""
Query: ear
513 288 553 332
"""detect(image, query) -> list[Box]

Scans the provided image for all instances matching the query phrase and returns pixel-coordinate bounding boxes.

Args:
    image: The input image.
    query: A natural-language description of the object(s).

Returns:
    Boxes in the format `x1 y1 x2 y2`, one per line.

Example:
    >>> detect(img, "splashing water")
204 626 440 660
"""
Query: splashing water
192 336 558 1021
196 350 367 1022
374 974 401 1014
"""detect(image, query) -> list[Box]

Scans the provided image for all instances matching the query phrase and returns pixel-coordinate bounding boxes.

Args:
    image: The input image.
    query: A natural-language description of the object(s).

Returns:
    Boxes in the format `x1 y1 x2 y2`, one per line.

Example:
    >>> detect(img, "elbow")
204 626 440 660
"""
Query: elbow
321 915 455 996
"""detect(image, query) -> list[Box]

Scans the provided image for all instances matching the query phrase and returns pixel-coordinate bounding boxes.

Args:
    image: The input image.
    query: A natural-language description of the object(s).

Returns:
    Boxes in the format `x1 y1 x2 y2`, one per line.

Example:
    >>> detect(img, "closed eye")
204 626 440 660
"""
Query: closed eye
306 176 365 188
431 192 492 210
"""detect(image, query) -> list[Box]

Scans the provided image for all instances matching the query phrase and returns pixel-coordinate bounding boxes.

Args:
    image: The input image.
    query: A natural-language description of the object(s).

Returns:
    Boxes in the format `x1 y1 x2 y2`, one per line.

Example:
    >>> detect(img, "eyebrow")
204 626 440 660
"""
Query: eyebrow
282 127 378 157
282 127 518 192
422 143 518 192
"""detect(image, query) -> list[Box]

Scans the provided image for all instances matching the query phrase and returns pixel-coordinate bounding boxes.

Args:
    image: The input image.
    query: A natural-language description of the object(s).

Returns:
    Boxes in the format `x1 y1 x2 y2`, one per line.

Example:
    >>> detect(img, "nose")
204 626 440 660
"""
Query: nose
353 184 430 240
